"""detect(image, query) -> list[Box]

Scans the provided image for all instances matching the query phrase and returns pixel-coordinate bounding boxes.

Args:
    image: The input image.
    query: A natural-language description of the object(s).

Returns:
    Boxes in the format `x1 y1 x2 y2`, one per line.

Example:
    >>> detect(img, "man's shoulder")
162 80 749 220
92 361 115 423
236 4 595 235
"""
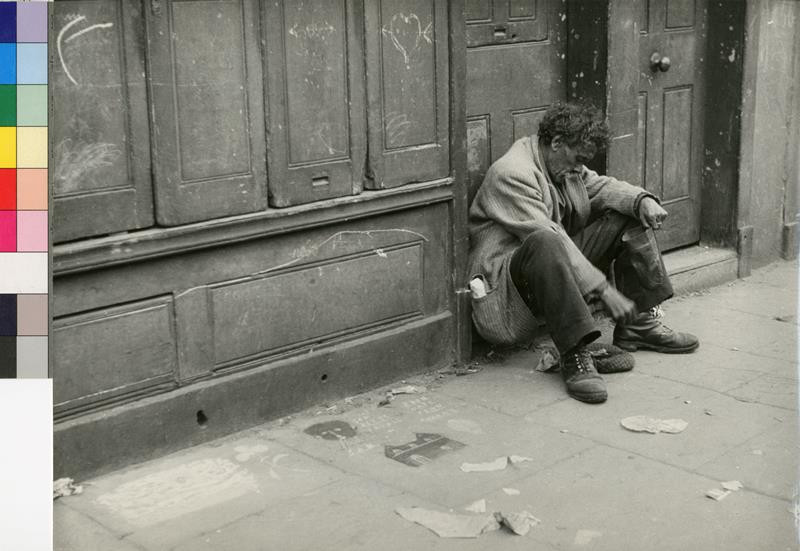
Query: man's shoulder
491 138 536 174
486 137 541 184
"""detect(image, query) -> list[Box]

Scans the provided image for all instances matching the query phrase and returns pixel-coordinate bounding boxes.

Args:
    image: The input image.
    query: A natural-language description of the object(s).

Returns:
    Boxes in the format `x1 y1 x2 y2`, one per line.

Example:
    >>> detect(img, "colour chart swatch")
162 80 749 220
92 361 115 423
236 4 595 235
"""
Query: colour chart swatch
0 2 49 379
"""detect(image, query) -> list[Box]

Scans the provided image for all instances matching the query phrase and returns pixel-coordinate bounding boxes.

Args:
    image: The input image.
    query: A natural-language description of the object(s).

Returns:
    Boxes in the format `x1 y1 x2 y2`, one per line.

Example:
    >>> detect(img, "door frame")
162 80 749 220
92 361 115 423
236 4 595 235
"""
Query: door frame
566 0 747 254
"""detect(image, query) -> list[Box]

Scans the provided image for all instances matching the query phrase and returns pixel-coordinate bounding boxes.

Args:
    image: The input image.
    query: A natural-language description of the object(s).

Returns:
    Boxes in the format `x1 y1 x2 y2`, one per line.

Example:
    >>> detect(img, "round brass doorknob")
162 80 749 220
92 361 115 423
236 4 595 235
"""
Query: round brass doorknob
650 52 671 72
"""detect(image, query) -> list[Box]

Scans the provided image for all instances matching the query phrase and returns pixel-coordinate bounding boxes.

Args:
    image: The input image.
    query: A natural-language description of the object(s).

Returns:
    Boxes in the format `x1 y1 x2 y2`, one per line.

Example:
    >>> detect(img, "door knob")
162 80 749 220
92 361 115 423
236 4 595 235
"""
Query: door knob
650 52 671 72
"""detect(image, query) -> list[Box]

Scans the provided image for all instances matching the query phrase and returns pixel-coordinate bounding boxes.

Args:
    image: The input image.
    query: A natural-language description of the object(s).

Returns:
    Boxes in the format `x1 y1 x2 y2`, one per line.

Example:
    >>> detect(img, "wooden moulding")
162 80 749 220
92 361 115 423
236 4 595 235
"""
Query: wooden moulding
53 178 454 276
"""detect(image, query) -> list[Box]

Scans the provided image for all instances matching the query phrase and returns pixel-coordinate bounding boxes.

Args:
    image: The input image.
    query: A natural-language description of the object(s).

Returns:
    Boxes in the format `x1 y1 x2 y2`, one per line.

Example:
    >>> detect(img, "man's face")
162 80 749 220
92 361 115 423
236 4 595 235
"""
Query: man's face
546 136 595 184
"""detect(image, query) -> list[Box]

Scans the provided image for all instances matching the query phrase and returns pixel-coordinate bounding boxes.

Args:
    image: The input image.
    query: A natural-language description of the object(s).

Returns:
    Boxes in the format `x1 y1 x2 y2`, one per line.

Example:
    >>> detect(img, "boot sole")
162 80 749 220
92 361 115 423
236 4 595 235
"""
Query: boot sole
567 390 608 403
614 340 699 354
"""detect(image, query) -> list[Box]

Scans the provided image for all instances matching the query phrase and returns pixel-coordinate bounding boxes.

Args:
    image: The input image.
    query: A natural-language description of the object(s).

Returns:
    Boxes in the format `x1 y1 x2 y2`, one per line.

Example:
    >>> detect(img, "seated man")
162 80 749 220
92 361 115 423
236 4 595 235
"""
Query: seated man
468 101 698 404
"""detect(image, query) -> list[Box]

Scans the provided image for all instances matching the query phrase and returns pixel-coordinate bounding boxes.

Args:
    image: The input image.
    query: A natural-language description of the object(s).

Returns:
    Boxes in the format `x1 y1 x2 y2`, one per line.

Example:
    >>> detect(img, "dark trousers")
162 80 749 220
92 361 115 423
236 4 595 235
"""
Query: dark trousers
509 211 673 353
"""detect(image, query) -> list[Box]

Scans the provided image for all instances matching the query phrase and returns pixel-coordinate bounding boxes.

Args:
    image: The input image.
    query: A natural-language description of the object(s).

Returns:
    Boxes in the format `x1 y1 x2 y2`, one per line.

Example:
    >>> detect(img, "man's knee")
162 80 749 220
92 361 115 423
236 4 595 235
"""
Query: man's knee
516 223 567 260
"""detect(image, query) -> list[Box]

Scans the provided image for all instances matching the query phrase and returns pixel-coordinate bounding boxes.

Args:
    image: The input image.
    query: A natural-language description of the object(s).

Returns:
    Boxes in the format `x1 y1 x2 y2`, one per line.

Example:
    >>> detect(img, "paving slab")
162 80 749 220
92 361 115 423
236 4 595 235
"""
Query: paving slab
53 260 799 551
659 304 796 363
726 373 799 410
484 445 797 551
173 474 560 551
264 392 595 508
741 260 798 288
54 503 143 551
632 346 771 392
670 278 797 322
695 417 799 501
57 435 345 550
437 358 569 417
527 371 789 470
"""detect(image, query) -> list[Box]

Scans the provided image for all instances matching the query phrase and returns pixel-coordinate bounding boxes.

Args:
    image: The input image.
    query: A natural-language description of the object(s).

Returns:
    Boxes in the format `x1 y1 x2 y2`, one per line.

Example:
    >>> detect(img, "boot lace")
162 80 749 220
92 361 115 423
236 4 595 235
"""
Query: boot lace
569 349 594 374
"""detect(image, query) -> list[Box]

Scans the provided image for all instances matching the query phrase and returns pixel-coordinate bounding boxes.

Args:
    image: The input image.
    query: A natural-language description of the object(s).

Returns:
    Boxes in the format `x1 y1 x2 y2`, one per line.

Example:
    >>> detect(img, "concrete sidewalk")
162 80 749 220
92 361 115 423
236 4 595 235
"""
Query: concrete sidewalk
55 260 799 551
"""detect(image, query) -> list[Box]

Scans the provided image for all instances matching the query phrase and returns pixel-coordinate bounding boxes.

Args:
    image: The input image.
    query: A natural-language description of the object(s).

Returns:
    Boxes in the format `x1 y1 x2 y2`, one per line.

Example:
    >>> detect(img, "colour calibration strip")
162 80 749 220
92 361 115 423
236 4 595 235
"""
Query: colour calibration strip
0 2 49 379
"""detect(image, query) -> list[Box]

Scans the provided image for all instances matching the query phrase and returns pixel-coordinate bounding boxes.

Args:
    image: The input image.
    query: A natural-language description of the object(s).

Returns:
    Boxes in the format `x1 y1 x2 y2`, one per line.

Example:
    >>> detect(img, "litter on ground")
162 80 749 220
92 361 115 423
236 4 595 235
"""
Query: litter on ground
494 510 541 536
502 488 520 496
464 499 487 513
535 348 560 372
396 506 541 538
461 455 533 473
461 457 508 472
53 478 83 499
395 507 500 538
620 416 688 434
706 488 731 501
721 480 743 491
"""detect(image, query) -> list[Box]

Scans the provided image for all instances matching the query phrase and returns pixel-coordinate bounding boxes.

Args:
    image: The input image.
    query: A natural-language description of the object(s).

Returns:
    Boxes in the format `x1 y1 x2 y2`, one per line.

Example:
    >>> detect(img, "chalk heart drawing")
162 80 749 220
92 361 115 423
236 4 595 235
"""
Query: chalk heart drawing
382 13 433 66
95 458 258 527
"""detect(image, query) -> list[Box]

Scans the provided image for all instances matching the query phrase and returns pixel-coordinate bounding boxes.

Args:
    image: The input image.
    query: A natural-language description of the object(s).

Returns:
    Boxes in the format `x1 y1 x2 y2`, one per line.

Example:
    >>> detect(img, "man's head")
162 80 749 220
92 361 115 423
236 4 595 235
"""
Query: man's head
537 101 610 184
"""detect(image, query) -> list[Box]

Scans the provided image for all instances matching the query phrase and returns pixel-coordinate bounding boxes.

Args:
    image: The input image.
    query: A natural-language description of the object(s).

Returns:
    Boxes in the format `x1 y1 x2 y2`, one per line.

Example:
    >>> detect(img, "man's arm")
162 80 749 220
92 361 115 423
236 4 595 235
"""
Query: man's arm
581 167 658 219
477 166 607 296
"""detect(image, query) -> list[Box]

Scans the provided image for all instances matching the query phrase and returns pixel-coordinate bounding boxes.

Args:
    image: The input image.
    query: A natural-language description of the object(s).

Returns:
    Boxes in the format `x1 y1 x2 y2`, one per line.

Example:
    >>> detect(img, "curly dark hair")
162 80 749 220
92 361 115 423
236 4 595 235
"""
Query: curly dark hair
537 101 610 152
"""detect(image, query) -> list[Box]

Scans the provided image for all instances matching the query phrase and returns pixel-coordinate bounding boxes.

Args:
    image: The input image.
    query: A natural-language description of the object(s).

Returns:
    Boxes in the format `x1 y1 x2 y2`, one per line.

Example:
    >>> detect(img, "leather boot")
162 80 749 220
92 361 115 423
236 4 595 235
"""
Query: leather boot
560 347 607 403
614 308 699 353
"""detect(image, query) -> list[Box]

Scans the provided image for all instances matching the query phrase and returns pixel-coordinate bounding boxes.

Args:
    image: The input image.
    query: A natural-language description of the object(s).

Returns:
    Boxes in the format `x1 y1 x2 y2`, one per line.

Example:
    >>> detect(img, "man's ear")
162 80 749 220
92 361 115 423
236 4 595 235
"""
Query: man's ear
550 135 563 150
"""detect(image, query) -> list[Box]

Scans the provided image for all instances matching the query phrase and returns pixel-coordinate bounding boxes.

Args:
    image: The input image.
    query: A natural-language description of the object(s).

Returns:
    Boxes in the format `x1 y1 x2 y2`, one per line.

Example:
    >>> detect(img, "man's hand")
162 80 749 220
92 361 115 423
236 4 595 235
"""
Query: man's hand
599 285 637 325
638 197 668 230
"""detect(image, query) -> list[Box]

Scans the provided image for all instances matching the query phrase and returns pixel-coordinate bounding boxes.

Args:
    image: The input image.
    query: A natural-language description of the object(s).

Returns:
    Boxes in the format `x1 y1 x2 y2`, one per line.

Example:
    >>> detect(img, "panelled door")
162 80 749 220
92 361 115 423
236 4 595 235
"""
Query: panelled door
635 0 706 250
465 0 566 203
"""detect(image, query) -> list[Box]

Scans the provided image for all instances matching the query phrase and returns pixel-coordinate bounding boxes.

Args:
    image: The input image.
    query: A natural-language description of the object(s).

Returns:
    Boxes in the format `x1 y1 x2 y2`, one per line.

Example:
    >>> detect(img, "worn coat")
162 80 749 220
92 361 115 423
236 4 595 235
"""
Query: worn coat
468 135 650 345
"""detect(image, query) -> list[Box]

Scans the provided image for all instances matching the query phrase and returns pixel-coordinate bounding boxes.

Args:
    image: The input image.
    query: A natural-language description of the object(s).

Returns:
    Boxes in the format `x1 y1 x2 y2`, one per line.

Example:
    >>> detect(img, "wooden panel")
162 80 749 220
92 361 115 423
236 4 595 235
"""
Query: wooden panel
147 0 267 225
467 116 490 203
662 86 692 200
467 0 565 165
465 0 492 21
265 0 366 206
511 106 547 141
52 0 153 242
175 287 214 382
53 199 452 318
466 0 548 46
509 0 535 18
211 244 424 365
55 313 453 481
53 297 177 412
633 0 704 249
666 0 694 28
364 0 450 189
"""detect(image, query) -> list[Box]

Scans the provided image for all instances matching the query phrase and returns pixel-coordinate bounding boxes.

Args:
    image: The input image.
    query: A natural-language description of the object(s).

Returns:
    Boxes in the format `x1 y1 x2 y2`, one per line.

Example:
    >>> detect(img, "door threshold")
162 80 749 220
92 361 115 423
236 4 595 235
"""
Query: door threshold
663 245 738 295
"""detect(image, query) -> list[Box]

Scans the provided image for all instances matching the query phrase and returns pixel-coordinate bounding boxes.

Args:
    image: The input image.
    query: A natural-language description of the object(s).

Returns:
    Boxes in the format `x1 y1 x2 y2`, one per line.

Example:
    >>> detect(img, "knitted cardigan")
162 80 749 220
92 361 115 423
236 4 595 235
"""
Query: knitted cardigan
467 135 649 345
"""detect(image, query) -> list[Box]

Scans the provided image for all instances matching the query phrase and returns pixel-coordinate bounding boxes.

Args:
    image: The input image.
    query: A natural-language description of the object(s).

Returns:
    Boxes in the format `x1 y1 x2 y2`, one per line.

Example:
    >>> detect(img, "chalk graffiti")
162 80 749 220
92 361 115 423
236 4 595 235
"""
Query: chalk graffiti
384 111 412 147
57 15 114 86
288 21 336 40
313 126 345 156
381 13 433 67
54 139 121 194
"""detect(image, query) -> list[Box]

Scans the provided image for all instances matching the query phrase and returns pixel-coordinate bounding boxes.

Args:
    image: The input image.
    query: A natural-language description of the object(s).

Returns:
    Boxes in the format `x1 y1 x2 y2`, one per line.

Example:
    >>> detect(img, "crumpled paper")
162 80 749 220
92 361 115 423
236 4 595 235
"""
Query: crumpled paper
395 507 500 538
535 348 560 372
53 478 83 499
494 510 541 536
620 416 688 434
460 455 533 473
